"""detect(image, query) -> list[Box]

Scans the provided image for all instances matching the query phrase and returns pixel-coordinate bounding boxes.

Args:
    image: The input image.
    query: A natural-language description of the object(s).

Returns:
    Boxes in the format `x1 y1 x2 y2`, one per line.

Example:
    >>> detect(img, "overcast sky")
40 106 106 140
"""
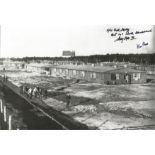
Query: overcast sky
1 25 154 58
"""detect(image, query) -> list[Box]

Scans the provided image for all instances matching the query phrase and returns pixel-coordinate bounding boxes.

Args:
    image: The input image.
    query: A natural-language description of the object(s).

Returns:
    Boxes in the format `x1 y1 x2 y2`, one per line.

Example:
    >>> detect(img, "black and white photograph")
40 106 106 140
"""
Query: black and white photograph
0 25 155 130
1 1 155 155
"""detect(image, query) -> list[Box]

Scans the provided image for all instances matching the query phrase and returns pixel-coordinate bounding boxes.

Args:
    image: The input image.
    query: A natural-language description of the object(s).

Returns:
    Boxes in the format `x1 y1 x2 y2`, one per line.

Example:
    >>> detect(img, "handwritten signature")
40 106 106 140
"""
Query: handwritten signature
107 28 152 43
137 42 149 49
114 35 136 43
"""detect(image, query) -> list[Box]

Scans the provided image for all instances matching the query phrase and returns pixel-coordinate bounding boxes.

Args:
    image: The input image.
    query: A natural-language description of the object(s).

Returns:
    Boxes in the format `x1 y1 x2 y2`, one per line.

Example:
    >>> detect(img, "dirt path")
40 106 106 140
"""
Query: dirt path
0 78 88 130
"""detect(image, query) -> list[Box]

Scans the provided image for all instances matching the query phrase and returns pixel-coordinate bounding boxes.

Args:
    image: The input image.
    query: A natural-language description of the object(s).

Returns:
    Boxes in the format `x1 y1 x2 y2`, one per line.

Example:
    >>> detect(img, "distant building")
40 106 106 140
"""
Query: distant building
62 51 75 57
26 63 51 75
134 65 155 75
1 59 25 70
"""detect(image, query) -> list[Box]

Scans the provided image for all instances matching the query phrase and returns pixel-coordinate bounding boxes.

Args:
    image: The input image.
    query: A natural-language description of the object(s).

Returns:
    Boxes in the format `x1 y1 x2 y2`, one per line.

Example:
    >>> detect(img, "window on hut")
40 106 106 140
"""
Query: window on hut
81 71 85 77
54 68 56 73
73 70 76 76
93 73 96 79
90 72 96 79
133 73 141 80
116 73 119 80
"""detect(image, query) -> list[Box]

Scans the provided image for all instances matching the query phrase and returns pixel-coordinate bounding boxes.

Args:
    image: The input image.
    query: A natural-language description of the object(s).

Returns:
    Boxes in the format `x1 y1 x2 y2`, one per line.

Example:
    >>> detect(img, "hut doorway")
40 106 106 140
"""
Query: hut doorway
125 73 131 84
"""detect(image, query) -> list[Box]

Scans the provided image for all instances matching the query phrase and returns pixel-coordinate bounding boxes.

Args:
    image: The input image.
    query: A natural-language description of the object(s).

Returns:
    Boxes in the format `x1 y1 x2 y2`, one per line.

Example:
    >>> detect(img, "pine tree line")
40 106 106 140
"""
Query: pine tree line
10 53 155 65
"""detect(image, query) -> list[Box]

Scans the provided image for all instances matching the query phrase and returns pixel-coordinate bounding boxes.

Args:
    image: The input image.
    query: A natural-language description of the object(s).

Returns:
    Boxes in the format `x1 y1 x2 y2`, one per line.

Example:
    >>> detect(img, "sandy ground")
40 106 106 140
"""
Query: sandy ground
64 83 155 129
1 70 155 129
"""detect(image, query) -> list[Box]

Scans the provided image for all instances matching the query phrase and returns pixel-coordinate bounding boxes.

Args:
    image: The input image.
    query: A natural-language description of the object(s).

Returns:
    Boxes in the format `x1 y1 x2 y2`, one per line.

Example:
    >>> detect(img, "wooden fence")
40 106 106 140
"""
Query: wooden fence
0 99 12 130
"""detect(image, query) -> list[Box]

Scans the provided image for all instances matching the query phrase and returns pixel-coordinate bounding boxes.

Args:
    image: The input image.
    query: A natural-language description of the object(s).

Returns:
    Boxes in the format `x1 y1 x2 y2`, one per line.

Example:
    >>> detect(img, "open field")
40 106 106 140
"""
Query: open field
1 70 155 129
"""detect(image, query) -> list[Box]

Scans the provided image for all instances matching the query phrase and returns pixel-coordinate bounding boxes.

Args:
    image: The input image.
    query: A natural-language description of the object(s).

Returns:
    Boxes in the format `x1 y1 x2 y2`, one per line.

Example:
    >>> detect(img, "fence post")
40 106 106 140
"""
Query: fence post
0 99 3 113
3 106 7 122
8 115 12 130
